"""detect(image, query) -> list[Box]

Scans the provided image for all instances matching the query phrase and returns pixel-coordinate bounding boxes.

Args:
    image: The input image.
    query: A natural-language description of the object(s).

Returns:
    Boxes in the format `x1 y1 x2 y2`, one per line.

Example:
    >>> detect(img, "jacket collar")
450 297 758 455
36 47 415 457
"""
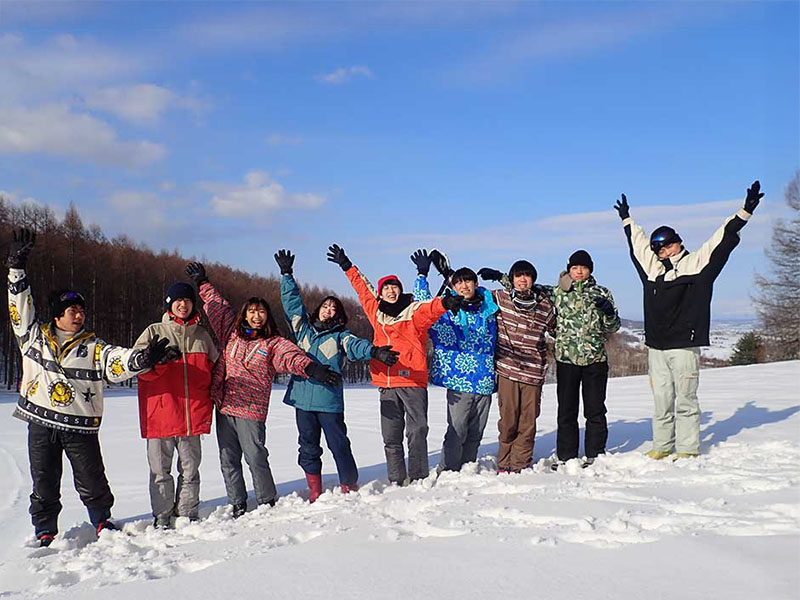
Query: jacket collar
164 311 201 326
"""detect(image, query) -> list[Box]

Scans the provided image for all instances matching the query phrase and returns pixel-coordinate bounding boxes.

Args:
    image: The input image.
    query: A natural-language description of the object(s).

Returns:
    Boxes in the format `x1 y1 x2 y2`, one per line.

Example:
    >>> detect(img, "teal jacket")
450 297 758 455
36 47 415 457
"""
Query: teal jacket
280 274 373 413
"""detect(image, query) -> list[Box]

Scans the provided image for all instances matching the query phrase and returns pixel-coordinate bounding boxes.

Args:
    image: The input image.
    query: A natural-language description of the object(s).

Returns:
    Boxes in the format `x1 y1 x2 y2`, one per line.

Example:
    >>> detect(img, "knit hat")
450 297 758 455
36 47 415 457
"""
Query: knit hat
49 289 86 320
567 250 594 273
508 260 537 284
165 281 196 311
377 275 403 294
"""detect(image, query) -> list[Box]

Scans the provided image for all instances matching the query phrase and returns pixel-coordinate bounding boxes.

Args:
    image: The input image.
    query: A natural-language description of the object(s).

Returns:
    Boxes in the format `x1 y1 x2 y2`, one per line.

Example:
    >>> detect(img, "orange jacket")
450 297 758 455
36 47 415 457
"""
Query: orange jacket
346 266 446 388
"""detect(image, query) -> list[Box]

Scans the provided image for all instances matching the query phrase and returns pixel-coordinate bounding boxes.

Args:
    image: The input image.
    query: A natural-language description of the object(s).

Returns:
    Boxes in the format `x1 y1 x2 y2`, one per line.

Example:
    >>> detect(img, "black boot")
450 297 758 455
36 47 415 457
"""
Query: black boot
232 502 247 519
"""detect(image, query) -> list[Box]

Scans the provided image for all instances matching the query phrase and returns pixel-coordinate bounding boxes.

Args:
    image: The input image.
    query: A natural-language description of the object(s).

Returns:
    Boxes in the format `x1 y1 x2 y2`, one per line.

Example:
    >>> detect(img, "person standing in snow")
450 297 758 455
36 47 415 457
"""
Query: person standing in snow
185 262 341 518
614 181 763 459
274 249 399 502
8 229 174 546
544 251 620 468
478 260 556 473
411 250 498 472
133 281 218 528
326 244 464 485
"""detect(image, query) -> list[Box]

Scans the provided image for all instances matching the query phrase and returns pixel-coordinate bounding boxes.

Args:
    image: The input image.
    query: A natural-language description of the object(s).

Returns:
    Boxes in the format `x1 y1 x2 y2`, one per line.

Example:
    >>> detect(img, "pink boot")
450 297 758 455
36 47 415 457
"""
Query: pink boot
306 473 323 503
340 483 359 494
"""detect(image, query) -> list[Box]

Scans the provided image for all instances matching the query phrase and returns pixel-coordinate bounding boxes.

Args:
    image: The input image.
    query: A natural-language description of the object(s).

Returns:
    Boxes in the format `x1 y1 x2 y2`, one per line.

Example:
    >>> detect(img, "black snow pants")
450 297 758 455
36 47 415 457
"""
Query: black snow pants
27 421 114 536
556 360 609 461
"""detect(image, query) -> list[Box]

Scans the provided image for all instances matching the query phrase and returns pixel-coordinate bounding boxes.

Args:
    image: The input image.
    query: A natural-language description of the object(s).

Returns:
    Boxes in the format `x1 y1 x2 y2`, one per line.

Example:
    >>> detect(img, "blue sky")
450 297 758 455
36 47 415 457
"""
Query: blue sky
0 1 797 320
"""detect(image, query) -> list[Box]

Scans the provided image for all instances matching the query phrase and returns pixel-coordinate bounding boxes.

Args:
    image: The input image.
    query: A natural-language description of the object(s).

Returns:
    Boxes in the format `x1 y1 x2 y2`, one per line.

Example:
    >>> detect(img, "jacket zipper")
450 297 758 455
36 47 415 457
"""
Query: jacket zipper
381 321 391 386
182 325 190 436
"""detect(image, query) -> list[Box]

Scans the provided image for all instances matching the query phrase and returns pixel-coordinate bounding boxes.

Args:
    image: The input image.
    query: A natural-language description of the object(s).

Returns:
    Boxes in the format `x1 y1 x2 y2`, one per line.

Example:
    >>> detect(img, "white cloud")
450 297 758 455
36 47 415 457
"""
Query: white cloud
267 134 302 147
315 66 374 85
202 170 326 217
84 84 174 123
0 105 166 167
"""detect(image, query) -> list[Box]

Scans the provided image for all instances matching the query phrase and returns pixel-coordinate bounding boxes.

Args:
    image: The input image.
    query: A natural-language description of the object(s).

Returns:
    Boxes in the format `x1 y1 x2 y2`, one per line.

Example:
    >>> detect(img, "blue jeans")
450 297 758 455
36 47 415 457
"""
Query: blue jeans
295 409 358 486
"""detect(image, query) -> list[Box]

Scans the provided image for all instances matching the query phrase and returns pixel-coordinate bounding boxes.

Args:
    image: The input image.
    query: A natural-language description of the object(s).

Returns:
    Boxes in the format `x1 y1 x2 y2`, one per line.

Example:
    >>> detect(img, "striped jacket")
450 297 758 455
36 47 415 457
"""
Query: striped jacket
199 281 312 422
280 274 373 413
493 288 556 386
346 266 446 388
134 312 219 438
9 267 145 434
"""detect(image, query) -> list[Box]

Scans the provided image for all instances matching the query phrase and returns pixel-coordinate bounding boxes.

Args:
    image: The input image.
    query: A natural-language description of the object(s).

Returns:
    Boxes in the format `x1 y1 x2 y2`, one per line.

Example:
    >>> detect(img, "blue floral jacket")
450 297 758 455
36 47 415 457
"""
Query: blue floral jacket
413 275 498 394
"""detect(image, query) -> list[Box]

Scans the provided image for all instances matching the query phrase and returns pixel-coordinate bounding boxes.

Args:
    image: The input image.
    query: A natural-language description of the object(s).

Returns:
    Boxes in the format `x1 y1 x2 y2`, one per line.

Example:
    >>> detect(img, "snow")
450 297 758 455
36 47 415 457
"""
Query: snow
1 361 799 599
618 320 757 361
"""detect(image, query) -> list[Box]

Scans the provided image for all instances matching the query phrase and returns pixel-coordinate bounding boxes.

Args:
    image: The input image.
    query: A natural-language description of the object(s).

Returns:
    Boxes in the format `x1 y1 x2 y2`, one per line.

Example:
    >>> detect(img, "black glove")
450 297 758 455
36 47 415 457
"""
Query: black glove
185 262 208 286
304 362 343 387
160 346 182 364
274 249 294 275
7 228 36 269
134 335 173 370
594 296 616 317
441 293 465 314
477 267 503 282
326 244 352 272
614 194 630 220
744 180 763 214
371 345 399 366
429 249 453 279
410 249 432 276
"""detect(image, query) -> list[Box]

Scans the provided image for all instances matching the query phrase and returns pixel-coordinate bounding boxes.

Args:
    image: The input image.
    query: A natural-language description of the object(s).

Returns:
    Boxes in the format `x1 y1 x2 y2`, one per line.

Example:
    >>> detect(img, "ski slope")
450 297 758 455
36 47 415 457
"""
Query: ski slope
0 361 798 599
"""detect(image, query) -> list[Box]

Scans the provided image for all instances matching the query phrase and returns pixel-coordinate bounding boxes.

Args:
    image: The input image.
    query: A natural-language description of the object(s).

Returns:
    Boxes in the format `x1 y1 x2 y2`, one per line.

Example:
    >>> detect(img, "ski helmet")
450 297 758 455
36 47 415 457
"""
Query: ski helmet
649 226 682 254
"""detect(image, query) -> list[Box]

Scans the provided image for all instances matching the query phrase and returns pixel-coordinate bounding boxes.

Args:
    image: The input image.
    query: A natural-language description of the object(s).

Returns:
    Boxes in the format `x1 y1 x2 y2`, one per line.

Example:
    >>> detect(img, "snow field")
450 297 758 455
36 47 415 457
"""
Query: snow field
0 361 798 599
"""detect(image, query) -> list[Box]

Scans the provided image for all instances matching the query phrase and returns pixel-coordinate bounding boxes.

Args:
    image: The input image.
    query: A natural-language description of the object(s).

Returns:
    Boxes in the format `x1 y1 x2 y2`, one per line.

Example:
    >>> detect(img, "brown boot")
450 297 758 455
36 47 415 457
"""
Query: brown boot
306 473 323 503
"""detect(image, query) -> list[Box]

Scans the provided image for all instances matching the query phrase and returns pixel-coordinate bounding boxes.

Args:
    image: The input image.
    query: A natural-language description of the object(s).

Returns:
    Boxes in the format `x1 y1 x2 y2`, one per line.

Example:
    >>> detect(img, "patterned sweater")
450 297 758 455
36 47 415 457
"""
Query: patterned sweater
492 288 556 386
199 282 312 422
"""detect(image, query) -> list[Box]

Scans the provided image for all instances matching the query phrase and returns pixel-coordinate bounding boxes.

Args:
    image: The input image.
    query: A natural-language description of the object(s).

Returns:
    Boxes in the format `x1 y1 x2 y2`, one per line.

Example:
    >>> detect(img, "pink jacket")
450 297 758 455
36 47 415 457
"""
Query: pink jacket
199 282 312 422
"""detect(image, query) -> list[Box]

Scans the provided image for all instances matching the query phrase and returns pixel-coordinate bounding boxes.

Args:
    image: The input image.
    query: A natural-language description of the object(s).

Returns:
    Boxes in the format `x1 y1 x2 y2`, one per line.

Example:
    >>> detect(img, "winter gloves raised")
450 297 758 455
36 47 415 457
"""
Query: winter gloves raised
744 180 763 214
370 345 400 366
477 267 503 282
326 244 352 272
429 249 453 279
304 362 343 387
185 262 208 286
274 249 294 275
410 249 432 276
614 194 630 220
7 228 36 269
132 334 179 371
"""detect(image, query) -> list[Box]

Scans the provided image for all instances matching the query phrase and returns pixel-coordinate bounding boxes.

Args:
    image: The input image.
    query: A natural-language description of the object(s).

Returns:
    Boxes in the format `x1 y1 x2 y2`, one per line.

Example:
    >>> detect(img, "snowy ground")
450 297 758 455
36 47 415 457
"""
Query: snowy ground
1 361 798 600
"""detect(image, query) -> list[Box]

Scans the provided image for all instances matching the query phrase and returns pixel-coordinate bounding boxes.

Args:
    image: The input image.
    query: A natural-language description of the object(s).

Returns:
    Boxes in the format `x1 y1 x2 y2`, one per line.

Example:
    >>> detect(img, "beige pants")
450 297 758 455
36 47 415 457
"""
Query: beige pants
497 375 542 471
648 348 701 454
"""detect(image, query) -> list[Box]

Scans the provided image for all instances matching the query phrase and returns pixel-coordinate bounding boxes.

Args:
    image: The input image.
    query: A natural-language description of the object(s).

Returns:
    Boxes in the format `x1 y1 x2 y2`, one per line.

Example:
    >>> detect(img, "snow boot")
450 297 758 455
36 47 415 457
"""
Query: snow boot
232 502 247 519
37 533 55 547
550 460 566 472
153 515 173 530
306 473 323 503
645 450 672 460
675 452 699 459
95 519 118 538
340 483 359 494
582 457 596 468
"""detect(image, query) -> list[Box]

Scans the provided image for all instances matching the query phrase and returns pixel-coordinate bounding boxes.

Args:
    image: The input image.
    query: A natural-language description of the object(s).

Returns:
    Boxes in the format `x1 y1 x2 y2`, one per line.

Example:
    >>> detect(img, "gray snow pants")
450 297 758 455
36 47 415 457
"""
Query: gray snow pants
215 411 277 506
147 436 202 520
379 387 429 484
648 348 701 455
440 389 492 472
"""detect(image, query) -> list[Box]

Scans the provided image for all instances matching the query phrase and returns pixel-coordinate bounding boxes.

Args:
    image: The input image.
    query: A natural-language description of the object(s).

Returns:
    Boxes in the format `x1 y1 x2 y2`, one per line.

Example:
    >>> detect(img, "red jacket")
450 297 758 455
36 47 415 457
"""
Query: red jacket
199 282 312 422
135 313 219 439
346 266 446 388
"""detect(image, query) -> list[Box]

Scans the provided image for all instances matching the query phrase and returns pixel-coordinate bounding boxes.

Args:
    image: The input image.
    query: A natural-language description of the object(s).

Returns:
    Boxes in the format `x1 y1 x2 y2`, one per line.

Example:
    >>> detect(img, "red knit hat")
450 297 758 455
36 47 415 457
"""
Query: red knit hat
377 275 403 294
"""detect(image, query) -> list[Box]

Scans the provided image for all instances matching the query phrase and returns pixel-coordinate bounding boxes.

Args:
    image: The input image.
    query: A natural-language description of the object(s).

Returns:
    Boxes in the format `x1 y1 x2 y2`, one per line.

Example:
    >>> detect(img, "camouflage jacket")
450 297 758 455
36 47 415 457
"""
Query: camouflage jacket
543 272 620 366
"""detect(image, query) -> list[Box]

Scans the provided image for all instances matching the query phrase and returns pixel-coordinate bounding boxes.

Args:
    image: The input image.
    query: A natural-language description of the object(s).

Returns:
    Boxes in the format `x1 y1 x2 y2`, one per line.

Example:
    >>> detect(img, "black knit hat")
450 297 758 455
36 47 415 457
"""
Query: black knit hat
508 260 537 284
165 281 196 311
49 289 86 320
567 250 594 273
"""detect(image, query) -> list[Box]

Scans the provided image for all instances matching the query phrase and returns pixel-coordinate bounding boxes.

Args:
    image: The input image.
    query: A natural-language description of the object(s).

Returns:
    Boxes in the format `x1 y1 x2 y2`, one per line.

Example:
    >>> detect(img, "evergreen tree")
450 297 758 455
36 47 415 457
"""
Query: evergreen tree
730 331 764 365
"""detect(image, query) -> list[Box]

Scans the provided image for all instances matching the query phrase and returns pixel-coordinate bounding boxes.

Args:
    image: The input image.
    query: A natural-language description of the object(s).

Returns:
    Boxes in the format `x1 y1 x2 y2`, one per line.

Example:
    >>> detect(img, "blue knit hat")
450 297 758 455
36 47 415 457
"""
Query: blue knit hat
165 281 196 311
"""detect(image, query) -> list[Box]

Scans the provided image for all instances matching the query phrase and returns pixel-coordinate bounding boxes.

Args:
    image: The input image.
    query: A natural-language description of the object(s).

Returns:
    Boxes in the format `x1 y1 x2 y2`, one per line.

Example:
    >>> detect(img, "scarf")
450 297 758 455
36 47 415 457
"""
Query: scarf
511 288 538 312
378 294 413 318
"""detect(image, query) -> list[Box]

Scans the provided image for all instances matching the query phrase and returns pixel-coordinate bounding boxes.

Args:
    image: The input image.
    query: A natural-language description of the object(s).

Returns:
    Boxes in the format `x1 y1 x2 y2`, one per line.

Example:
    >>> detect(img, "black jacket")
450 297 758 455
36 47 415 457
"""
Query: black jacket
623 209 752 349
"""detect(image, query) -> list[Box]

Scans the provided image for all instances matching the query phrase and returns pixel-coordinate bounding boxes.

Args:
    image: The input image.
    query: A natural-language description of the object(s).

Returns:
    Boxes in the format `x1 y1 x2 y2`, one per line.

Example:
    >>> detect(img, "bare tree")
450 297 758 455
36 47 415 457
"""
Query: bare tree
753 171 800 360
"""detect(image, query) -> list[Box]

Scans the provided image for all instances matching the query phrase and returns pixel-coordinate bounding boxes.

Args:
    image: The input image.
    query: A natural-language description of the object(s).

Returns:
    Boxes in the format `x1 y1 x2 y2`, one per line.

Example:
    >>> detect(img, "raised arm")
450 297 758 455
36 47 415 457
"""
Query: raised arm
275 250 309 336
7 228 38 349
615 194 658 282
327 244 379 323
186 262 236 346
